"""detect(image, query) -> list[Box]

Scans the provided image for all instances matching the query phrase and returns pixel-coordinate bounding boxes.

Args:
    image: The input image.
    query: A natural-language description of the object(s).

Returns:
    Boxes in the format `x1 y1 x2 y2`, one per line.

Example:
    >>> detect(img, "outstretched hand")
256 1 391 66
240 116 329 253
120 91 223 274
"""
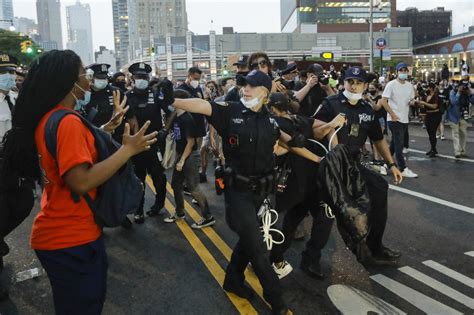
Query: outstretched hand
122 121 158 157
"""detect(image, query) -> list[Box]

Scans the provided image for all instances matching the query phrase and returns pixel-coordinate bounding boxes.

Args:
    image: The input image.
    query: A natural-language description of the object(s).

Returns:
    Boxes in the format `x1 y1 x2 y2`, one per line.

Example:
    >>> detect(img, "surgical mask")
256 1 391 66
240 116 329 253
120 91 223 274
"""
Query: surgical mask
135 79 149 90
343 90 363 102
93 79 108 90
71 83 91 109
190 80 199 89
0 73 16 91
398 73 408 80
240 97 260 110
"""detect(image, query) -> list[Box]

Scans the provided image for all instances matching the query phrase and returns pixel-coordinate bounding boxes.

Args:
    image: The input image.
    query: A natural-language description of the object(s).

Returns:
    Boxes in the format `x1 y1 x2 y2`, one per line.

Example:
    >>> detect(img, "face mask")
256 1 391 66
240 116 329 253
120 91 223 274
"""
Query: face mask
343 90 363 102
0 73 16 91
240 97 260 110
398 73 408 80
93 79 108 90
369 90 377 96
115 82 126 90
71 83 91 109
190 80 199 89
135 79 149 90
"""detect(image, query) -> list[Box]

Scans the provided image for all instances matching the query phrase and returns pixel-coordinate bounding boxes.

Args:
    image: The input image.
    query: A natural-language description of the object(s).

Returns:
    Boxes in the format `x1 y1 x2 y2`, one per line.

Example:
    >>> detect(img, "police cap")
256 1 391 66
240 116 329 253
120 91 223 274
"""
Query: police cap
87 63 111 75
242 70 272 92
344 66 367 83
233 55 249 66
128 62 152 75
0 54 18 71
281 63 298 76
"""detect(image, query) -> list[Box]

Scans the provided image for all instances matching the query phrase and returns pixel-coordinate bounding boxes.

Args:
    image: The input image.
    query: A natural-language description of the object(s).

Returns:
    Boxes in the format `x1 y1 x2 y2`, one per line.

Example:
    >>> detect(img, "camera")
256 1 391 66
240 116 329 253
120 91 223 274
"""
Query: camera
318 74 330 85
275 77 295 90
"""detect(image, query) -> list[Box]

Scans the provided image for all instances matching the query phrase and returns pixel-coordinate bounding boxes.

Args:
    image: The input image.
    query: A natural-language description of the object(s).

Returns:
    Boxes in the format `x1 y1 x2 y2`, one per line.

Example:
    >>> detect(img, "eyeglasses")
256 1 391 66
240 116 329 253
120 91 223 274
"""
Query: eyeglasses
250 60 268 69
80 68 94 81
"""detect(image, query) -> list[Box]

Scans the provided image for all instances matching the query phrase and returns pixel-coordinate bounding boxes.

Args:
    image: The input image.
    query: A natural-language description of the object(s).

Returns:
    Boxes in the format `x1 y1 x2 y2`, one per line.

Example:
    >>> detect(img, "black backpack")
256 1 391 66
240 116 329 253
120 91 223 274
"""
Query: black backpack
44 109 143 228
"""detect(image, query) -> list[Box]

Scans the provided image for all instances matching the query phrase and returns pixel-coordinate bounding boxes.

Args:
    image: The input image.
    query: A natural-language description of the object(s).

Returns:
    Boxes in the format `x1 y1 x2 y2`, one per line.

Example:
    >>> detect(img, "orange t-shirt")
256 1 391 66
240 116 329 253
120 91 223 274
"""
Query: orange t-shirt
31 105 101 250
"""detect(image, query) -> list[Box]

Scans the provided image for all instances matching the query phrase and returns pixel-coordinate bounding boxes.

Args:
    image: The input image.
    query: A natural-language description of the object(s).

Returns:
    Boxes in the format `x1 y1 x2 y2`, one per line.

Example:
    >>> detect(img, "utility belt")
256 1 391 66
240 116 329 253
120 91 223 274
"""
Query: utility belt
215 166 275 194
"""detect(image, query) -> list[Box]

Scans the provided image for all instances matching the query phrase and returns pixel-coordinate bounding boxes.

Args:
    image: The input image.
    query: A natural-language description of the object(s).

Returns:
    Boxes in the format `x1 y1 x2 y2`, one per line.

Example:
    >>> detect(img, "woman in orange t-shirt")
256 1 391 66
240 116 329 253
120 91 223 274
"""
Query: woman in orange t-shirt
2 50 157 314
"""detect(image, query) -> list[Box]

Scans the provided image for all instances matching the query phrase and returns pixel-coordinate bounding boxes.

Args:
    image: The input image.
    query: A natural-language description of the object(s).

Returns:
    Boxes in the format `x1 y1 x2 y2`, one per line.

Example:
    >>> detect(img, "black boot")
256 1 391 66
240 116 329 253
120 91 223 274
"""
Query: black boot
121 217 133 229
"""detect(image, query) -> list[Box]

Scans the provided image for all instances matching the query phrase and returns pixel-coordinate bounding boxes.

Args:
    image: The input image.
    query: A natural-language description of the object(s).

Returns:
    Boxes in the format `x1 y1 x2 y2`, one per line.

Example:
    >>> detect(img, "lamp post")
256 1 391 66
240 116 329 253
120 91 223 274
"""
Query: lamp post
369 0 374 72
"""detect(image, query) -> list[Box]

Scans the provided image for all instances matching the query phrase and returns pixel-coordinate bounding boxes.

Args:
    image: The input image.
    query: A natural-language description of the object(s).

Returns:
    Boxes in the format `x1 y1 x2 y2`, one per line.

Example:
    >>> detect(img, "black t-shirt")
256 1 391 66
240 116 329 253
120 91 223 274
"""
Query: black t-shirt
207 101 280 176
299 85 328 117
172 112 198 154
315 94 383 154
370 95 386 120
177 82 207 137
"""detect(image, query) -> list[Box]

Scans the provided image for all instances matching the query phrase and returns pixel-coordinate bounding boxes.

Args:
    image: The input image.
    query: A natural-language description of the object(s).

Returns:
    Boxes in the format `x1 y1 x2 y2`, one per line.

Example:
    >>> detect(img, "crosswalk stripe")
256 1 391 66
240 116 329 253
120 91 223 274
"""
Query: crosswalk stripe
465 251 474 257
407 148 474 163
388 184 474 215
370 274 463 314
423 260 474 289
399 266 474 309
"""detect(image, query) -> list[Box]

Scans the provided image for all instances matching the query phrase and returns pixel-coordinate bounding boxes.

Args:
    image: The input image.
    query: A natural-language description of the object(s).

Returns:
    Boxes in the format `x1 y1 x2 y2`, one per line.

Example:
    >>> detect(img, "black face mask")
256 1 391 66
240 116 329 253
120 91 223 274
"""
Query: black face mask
236 72 250 86
114 82 126 90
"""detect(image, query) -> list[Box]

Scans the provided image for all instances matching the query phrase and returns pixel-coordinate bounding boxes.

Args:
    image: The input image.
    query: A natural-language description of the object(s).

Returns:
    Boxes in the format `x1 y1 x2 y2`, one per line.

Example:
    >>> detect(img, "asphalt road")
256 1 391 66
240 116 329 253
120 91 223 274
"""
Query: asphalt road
0 123 473 315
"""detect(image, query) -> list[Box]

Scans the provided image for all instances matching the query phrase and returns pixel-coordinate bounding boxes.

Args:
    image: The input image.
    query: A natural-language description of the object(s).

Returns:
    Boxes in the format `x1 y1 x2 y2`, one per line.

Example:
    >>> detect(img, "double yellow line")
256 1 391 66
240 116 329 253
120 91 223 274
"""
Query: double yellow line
146 177 268 314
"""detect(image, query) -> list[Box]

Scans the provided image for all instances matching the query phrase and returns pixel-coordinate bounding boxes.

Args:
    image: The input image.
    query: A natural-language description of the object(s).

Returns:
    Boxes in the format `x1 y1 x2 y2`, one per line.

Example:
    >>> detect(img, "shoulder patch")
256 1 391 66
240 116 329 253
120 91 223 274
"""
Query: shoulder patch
215 101 228 106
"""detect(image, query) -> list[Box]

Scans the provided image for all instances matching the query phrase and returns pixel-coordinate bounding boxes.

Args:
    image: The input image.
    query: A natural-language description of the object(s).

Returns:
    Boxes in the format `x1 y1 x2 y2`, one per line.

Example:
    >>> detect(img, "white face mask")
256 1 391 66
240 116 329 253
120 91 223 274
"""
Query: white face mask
240 97 260 110
135 79 149 90
190 80 199 89
343 90 363 102
0 73 16 91
93 79 108 90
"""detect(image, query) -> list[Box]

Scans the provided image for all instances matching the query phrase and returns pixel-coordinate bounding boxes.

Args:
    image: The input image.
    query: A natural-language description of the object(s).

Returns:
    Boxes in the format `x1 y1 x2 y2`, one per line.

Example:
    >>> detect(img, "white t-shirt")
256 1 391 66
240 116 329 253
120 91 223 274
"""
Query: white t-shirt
0 91 16 139
382 79 415 124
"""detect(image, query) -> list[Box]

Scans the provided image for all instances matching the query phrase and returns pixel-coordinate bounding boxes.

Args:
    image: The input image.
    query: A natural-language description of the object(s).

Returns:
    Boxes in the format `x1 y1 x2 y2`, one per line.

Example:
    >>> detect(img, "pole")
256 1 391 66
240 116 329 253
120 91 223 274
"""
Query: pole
380 49 383 76
150 35 155 75
369 0 374 72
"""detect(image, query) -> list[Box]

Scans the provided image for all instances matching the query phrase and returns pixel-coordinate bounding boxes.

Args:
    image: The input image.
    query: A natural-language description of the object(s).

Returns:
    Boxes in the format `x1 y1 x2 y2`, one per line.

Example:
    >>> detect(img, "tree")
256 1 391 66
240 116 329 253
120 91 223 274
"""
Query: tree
0 29 41 67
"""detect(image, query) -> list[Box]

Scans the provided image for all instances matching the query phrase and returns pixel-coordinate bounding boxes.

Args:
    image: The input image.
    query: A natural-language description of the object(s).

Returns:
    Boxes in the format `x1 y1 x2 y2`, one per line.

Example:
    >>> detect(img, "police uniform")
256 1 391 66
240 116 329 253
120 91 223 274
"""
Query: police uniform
0 54 18 139
127 62 167 222
314 66 400 262
206 71 287 314
84 63 125 142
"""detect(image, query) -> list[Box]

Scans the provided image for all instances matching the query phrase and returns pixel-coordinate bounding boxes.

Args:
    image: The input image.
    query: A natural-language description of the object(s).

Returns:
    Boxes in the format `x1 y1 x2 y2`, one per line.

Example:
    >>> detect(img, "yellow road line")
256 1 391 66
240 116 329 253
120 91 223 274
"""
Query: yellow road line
146 177 257 315
164 183 266 304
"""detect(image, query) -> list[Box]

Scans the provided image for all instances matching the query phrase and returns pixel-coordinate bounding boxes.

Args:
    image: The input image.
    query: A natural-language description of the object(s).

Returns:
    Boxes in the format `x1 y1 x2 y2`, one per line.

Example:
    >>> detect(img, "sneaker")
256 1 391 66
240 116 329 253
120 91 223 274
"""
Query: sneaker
191 216 216 229
164 213 185 223
440 135 445 140
191 198 199 205
272 261 293 279
183 186 192 196
402 148 409 154
401 168 418 178
379 166 388 176
436 134 440 139
134 214 145 224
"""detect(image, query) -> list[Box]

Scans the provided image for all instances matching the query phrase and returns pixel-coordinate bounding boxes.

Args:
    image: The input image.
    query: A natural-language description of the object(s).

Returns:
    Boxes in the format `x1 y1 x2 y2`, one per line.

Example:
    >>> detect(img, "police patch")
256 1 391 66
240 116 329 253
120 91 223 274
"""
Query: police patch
352 67 361 75
101 64 108 72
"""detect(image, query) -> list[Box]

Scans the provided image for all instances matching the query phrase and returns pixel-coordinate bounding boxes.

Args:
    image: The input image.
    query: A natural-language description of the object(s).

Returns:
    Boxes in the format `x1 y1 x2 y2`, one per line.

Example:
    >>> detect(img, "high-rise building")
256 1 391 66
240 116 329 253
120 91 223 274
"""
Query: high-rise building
126 0 188 61
13 17 38 36
397 7 452 45
112 0 129 69
36 0 63 50
0 0 14 30
66 1 94 65
281 0 396 33
95 46 117 73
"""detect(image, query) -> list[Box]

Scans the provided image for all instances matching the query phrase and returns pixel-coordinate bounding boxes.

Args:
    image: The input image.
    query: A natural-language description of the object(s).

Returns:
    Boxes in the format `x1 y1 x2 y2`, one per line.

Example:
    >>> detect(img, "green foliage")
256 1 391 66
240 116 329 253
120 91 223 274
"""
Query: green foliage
0 29 40 67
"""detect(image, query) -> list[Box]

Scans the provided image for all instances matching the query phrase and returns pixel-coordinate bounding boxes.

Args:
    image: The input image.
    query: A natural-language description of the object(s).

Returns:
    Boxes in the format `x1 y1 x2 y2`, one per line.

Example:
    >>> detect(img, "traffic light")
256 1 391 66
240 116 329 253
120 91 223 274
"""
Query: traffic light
222 65 229 76
320 52 333 60
20 40 32 54
150 47 155 56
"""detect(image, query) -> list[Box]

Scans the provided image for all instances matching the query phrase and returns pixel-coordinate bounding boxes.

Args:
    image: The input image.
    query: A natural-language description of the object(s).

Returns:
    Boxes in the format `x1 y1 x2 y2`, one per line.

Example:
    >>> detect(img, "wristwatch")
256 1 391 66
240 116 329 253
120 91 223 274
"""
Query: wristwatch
388 162 397 168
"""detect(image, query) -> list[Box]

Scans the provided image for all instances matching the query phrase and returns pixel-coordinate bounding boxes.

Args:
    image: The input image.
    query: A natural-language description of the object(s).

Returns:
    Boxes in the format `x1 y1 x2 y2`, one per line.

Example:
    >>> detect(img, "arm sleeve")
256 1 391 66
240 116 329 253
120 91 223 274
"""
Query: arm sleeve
207 101 232 135
368 117 384 142
313 99 333 123
56 115 96 177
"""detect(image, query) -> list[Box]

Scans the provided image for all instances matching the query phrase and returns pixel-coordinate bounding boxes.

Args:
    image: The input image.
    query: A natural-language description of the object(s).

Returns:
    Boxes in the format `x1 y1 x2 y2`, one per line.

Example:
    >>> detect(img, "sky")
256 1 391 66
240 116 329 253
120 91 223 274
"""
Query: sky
12 0 474 51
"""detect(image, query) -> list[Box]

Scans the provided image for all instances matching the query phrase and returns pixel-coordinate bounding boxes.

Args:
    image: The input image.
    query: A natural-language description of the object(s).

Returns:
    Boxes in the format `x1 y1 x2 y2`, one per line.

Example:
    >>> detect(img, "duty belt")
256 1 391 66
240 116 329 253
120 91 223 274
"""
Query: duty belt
233 173 275 193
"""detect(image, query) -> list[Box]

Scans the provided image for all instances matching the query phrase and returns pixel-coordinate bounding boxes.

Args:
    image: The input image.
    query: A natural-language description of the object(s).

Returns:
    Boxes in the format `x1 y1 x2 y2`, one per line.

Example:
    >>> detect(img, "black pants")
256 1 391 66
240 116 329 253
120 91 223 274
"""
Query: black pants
425 112 442 152
223 186 284 308
36 237 108 315
132 149 167 215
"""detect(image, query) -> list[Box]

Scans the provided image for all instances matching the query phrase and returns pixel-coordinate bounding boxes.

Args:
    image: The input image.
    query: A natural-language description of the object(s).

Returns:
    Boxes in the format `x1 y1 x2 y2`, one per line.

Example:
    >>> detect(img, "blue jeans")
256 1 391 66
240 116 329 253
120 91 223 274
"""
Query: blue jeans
36 237 108 315
388 121 408 171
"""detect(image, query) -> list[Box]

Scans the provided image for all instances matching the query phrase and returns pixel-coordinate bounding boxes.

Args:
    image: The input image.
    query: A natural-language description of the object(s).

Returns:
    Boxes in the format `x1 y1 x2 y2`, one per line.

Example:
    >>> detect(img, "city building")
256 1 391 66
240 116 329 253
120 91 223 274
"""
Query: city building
13 17 38 36
66 1 93 65
95 46 117 73
112 0 129 70
123 27 412 80
413 30 474 80
397 7 452 45
36 0 63 50
126 0 188 62
0 0 14 30
280 0 396 33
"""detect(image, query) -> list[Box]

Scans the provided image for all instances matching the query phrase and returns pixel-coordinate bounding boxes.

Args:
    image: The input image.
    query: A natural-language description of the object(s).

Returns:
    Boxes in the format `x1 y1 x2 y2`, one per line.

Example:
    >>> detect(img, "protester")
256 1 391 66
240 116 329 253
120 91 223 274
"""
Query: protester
448 83 471 158
417 82 441 157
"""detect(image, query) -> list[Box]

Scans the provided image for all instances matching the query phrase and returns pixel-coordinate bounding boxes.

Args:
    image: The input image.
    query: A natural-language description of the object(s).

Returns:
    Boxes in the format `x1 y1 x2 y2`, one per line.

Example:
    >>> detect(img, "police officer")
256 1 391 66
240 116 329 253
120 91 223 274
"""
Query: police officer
163 70 321 315
225 55 249 102
314 66 403 265
85 63 126 142
126 62 167 223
